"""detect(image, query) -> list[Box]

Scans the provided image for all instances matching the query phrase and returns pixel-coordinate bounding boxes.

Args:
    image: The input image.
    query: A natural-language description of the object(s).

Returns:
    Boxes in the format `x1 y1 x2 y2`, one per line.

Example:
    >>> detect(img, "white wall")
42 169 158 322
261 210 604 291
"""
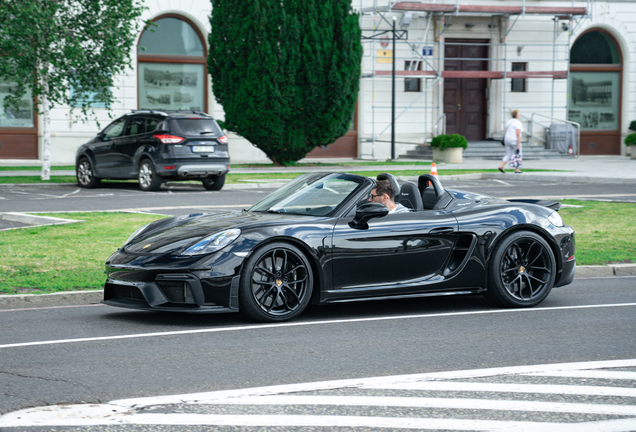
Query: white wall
12 0 636 164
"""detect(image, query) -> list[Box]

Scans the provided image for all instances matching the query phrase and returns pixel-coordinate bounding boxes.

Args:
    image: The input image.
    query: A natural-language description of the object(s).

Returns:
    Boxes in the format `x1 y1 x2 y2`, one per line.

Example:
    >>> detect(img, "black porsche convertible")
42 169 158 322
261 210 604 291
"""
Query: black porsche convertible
103 172 576 322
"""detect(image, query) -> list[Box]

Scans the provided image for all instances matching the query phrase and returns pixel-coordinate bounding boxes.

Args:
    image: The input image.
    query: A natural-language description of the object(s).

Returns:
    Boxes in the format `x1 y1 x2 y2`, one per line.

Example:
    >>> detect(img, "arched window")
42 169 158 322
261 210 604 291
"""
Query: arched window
568 30 622 154
137 16 207 112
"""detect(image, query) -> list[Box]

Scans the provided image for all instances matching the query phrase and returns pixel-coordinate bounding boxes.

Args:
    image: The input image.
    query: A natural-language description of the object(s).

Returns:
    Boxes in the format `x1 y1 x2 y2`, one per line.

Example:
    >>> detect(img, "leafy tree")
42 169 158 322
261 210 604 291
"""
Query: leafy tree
209 0 362 166
0 0 147 179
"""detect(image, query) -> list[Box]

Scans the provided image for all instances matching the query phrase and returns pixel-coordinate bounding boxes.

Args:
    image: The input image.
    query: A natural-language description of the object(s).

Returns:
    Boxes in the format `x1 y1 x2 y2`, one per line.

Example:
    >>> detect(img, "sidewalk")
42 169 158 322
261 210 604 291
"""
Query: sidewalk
1 155 634 310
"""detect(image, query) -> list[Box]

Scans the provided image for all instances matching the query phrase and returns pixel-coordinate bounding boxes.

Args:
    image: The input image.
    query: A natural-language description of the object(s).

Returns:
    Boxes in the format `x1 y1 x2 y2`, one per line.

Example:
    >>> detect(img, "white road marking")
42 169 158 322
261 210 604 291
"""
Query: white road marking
2 359 636 430
361 381 636 397
202 395 636 415
0 302 635 351
4 413 636 431
492 179 513 186
526 371 636 380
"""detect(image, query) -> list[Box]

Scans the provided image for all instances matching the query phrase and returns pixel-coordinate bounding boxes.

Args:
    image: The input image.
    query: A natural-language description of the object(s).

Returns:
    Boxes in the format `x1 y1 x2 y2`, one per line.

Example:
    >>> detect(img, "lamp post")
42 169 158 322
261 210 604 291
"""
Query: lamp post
391 16 396 160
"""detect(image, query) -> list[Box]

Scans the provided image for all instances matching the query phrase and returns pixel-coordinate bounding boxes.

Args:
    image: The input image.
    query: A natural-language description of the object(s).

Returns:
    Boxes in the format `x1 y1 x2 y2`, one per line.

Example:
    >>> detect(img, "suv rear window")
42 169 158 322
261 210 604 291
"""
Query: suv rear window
169 118 223 136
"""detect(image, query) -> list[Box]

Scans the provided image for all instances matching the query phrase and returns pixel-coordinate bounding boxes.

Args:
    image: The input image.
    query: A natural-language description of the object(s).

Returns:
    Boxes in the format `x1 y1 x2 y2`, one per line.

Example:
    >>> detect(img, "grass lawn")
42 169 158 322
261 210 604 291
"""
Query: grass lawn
0 200 633 295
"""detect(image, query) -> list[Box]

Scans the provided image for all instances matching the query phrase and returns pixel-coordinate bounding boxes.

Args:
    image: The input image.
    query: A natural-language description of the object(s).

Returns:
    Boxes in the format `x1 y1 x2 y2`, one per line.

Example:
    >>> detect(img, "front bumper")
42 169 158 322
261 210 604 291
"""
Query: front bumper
102 273 241 313
103 248 244 313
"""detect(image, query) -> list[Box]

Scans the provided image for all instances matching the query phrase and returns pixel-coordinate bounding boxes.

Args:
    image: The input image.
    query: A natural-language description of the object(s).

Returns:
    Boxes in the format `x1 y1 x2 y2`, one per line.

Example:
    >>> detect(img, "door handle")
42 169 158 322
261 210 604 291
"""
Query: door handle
430 227 455 234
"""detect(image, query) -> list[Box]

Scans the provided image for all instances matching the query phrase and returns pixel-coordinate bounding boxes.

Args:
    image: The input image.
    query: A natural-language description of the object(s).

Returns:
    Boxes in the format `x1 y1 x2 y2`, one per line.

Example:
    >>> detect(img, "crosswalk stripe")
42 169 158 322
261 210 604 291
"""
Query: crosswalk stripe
361 381 636 397
210 395 636 416
525 371 636 380
2 359 635 429
2 412 636 431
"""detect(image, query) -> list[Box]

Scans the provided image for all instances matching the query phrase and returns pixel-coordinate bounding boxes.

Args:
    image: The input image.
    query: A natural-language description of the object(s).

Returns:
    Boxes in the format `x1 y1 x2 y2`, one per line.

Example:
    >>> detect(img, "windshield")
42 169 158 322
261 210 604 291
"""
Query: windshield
249 173 366 216
169 118 223 136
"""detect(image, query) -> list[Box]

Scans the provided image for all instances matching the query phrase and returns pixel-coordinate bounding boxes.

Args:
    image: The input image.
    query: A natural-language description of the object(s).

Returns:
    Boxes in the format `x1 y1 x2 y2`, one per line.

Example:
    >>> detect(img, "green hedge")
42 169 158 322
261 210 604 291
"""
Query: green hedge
430 134 468 150
624 133 636 146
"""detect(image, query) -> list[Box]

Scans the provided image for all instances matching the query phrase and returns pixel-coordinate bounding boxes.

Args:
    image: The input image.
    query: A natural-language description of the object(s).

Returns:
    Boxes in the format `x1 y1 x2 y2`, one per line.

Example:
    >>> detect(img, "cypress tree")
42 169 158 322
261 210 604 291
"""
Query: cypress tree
209 0 362 166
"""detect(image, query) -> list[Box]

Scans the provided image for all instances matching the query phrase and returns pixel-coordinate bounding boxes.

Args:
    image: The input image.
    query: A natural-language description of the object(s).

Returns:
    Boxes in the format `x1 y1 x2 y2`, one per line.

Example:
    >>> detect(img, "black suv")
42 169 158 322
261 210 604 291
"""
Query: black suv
75 111 229 191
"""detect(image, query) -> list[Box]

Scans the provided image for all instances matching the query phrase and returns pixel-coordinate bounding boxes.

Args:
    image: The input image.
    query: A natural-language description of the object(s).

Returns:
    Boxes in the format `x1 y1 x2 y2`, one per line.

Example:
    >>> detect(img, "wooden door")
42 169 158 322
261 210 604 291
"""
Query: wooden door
444 40 488 141
306 103 358 158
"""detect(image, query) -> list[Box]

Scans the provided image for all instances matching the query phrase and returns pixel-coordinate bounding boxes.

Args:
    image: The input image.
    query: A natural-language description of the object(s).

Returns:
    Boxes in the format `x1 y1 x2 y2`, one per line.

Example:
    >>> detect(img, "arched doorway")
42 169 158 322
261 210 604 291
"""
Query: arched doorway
568 29 622 155
137 16 207 112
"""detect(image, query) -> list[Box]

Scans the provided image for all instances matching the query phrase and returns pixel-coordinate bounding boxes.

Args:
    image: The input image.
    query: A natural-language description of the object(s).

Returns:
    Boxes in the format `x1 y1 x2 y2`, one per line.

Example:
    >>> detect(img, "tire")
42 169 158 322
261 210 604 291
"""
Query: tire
76 157 101 188
138 159 162 191
485 230 556 308
239 242 313 322
202 174 225 191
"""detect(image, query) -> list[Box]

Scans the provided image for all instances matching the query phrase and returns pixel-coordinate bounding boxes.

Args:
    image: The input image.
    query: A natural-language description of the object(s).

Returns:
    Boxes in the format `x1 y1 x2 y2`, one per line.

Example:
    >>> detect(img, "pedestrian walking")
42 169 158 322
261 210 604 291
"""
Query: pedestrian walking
499 109 523 174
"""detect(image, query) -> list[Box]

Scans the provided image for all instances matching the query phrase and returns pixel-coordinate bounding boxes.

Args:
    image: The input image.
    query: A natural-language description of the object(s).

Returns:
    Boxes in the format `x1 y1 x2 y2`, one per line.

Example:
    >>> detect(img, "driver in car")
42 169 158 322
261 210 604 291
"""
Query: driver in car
369 180 410 214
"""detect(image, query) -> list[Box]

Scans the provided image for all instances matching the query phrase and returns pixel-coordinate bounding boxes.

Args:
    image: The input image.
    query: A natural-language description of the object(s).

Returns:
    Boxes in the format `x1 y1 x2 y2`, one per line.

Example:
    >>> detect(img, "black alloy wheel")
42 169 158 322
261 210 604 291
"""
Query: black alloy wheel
486 231 556 307
202 174 225 191
138 159 162 191
76 157 100 188
239 242 313 322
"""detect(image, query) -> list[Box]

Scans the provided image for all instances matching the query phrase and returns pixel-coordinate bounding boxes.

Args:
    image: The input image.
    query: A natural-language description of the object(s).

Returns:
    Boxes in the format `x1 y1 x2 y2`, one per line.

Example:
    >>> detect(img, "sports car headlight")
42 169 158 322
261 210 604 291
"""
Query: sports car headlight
125 223 151 245
548 211 564 227
181 229 241 256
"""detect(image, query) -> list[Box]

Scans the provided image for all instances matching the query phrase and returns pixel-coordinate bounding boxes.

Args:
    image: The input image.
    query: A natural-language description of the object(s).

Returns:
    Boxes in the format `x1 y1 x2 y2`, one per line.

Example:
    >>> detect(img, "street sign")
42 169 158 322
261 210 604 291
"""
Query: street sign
377 50 393 63
422 46 433 56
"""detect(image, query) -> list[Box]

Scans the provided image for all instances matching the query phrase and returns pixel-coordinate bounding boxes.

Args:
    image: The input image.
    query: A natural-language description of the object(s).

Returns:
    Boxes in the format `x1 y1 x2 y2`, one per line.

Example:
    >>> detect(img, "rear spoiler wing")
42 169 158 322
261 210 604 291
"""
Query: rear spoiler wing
507 199 562 211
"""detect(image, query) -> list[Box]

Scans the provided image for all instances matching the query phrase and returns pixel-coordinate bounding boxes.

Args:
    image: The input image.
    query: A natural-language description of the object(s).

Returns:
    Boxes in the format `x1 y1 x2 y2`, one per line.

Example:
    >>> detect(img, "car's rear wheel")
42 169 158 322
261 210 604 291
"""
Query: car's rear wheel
76 157 100 188
239 242 313 322
485 230 556 307
202 174 225 191
138 159 162 191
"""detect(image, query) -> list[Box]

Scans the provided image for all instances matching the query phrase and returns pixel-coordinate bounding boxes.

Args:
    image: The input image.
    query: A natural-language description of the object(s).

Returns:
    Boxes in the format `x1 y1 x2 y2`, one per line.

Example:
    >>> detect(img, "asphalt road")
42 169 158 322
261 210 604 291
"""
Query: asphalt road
0 276 635 428
2 178 636 217
2 179 635 429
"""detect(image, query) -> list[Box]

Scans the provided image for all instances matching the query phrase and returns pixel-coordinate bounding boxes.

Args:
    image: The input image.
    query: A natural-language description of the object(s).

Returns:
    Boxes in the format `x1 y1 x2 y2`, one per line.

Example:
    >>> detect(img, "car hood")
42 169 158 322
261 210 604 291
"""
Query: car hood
124 211 294 254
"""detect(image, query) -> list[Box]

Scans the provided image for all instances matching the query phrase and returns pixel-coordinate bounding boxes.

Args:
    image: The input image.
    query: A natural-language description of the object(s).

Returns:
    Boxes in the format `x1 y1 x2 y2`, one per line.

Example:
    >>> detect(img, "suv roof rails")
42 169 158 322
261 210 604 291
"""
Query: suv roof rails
129 109 169 116
166 110 211 117
129 109 212 118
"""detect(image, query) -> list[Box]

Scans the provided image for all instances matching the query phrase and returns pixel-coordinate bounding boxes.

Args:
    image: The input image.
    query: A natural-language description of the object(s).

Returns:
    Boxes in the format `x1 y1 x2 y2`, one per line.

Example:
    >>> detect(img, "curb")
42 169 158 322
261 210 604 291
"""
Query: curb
1 264 634 311
0 290 103 310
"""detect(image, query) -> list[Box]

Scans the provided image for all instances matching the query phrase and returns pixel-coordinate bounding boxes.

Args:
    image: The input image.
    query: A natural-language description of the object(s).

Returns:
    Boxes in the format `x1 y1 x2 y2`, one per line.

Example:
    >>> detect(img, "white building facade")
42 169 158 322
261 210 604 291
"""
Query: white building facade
0 0 633 164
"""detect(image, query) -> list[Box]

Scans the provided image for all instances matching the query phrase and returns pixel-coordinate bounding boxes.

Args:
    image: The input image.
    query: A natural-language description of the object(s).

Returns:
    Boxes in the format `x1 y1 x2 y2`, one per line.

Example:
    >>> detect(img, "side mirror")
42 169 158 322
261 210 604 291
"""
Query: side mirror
349 202 389 230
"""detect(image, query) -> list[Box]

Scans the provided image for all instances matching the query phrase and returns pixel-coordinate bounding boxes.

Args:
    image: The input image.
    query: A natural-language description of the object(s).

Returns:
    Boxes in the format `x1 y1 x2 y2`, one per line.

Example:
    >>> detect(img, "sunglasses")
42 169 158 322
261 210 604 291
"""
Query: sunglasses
370 193 383 200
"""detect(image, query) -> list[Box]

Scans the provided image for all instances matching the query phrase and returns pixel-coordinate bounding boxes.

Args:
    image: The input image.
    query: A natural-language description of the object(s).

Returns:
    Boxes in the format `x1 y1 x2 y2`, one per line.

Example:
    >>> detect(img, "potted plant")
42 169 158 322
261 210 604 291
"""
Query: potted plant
430 134 468 163
624 133 636 159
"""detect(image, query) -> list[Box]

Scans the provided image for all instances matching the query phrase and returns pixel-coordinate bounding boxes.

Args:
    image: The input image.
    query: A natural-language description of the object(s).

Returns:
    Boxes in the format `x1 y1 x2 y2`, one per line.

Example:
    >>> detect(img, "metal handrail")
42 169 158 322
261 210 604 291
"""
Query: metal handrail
434 114 446 138
527 113 581 157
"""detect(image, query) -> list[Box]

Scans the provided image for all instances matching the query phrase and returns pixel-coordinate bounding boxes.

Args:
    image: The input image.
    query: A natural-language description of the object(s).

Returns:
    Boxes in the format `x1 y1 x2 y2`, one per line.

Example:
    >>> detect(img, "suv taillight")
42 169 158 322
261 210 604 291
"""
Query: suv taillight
154 134 184 144
218 135 229 144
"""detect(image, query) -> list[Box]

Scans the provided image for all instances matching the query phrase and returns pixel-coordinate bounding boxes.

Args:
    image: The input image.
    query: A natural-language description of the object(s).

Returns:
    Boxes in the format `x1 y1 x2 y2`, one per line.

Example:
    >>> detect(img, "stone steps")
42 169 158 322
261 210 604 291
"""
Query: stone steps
399 140 574 160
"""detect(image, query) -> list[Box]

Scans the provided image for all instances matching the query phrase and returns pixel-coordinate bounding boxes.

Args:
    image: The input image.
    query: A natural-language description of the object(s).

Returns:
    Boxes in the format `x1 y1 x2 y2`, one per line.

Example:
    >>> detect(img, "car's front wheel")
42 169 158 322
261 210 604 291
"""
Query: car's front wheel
202 174 225 191
76 157 100 188
138 159 162 191
239 242 313 322
486 230 556 307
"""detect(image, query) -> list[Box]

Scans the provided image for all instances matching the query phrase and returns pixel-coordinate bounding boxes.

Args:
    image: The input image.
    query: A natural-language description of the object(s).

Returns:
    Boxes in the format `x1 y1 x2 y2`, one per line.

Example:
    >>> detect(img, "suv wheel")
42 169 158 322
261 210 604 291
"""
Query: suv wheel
76 157 101 188
138 159 162 191
202 174 225 191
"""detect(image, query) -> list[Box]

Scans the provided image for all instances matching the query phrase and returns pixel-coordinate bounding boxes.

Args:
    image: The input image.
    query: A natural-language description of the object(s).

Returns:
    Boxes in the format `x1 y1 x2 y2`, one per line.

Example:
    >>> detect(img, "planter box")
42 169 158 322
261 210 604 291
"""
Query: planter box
631 147 636 159
433 147 463 164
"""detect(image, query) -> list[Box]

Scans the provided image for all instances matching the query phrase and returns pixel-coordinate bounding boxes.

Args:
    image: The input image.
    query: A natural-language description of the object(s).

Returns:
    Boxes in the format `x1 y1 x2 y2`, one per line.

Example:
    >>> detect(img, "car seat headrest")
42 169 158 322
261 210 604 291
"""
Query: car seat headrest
398 182 423 211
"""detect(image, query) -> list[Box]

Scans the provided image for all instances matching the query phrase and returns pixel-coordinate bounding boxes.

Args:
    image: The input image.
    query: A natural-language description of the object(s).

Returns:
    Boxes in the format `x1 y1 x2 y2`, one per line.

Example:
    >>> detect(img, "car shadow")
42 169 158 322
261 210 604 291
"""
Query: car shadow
91 181 212 193
98 294 496 328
